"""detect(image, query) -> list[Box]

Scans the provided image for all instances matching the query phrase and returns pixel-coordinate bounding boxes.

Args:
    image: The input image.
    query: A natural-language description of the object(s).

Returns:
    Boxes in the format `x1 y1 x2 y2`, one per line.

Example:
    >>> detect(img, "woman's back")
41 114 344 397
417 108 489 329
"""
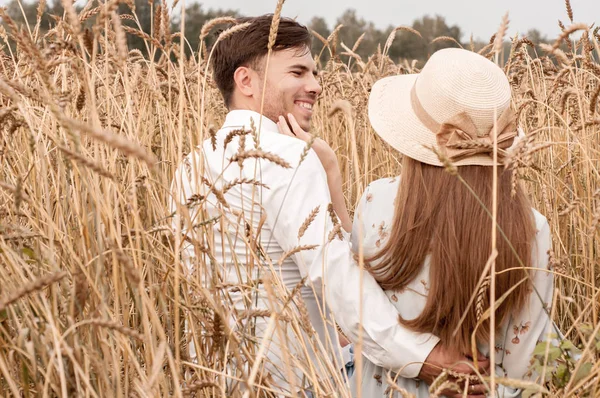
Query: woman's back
350 177 554 397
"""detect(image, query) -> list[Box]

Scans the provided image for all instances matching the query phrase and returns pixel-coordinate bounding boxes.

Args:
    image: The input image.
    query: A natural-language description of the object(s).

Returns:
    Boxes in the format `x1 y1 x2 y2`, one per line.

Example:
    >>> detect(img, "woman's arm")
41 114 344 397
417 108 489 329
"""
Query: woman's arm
277 115 489 382
277 113 351 232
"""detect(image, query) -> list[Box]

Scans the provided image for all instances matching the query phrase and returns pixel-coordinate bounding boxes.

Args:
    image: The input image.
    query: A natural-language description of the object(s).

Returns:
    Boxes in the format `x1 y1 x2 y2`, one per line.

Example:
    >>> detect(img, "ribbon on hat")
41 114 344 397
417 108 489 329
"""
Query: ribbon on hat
410 84 517 163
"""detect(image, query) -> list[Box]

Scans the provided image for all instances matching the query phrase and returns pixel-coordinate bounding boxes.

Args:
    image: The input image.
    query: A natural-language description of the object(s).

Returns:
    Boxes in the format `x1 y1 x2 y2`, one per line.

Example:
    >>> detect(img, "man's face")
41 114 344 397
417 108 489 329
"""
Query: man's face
254 47 322 131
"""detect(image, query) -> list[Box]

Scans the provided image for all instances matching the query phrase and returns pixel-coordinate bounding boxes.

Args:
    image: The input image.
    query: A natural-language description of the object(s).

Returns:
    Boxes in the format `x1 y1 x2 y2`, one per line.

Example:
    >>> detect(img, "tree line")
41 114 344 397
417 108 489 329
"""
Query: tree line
2 0 551 63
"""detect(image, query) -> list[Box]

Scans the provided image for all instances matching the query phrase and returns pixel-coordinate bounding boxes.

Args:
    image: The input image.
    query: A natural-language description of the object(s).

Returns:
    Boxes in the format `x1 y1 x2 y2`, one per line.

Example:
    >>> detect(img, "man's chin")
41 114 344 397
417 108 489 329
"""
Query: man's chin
286 110 311 131
297 117 312 132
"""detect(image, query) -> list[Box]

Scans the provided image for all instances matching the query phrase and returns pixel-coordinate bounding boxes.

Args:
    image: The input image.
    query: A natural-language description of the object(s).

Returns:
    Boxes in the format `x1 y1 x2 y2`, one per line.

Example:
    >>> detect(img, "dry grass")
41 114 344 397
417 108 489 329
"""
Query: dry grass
0 3 599 397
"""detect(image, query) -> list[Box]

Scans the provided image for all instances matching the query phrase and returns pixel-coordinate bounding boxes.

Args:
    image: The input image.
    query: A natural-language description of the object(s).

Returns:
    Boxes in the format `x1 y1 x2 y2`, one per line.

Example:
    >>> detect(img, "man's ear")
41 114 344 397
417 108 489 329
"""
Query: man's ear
232 66 257 99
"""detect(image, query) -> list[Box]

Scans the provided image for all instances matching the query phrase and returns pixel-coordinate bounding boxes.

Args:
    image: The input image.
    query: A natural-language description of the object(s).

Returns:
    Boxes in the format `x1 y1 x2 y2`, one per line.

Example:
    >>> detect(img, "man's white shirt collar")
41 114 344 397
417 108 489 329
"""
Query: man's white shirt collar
221 110 279 136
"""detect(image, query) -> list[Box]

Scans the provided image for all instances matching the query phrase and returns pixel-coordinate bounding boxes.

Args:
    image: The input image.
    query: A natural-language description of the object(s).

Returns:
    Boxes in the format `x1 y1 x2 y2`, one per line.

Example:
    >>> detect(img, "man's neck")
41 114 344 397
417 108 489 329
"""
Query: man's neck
222 109 279 134
228 104 277 125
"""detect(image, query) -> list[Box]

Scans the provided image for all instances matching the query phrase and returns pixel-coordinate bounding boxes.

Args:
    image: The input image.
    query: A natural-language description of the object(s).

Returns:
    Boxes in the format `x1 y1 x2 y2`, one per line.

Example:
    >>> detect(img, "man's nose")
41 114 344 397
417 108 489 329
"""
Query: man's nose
307 74 322 96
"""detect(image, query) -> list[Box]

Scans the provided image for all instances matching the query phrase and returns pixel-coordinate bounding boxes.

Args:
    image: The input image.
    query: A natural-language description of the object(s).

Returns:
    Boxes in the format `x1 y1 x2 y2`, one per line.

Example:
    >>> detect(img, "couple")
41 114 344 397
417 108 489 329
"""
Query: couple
170 15 554 397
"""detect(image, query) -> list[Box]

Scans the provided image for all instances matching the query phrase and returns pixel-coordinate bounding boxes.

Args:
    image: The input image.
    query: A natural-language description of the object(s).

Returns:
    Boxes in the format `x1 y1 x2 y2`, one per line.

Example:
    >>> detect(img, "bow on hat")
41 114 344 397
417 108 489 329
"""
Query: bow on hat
436 107 518 162
410 85 518 163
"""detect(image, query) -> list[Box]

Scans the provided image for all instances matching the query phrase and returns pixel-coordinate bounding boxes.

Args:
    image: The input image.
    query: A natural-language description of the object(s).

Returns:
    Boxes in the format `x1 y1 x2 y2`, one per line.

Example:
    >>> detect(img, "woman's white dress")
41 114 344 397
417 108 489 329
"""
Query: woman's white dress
349 177 554 397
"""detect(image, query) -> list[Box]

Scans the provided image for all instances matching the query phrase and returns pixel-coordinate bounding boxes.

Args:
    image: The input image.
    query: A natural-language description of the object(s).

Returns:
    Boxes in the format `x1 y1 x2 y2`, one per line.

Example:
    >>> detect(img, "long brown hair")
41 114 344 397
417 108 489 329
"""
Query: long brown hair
365 156 536 355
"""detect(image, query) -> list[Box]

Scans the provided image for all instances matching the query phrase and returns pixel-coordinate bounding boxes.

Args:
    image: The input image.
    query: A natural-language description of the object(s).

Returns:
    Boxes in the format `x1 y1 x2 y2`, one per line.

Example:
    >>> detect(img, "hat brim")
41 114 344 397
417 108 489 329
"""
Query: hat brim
368 75 498 167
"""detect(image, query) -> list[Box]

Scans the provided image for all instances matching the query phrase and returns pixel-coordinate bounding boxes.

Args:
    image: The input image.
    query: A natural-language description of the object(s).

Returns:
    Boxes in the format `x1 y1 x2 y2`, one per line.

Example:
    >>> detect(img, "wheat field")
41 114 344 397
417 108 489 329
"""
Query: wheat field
0 0 599 396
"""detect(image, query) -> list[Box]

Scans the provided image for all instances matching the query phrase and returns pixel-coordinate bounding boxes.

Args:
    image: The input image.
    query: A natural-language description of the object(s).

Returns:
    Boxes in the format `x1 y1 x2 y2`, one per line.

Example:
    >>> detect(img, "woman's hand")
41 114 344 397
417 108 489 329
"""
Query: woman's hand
419 343 490 398
277 113 351 232
277 114 338 172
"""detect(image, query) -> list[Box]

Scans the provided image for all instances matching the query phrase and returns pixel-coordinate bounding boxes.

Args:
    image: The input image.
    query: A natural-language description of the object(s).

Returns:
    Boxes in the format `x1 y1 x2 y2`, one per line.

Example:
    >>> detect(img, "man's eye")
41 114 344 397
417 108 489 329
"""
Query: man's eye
291 71 302 76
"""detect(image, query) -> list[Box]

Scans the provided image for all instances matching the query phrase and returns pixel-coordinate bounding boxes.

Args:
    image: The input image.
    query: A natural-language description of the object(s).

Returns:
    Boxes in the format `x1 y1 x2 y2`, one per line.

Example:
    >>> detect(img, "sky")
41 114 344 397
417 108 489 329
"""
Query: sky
0 0 596 41
188 0 598 41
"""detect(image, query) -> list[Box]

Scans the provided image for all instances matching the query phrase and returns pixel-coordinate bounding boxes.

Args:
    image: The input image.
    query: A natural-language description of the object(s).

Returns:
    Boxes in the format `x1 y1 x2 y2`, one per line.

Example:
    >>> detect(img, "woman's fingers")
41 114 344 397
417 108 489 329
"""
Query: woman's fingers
447 390 485 398
446 381 488 398
279 114 315 145
465 382 488 394
452 362 481 375
473 350 491 373
287 113 304 136
463 351 490 374
277 116 295 137
452 355 489 376
287 113 311 140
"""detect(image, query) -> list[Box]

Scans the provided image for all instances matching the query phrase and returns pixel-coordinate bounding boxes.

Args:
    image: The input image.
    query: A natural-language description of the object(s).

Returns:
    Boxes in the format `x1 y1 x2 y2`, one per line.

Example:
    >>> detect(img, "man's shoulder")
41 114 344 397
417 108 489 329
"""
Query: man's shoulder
197 124 322 178
204 123 305 151
259 131 309 159
213 125 311 166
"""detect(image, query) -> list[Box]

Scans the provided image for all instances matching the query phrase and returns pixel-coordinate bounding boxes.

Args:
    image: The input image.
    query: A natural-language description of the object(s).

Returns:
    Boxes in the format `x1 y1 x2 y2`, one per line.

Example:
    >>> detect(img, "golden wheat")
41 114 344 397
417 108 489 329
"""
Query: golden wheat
0 3 598 397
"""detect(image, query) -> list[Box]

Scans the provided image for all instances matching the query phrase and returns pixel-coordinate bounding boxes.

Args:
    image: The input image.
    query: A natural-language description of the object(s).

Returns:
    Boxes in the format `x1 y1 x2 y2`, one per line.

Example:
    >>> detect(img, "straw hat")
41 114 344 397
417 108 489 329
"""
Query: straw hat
368 48 518 167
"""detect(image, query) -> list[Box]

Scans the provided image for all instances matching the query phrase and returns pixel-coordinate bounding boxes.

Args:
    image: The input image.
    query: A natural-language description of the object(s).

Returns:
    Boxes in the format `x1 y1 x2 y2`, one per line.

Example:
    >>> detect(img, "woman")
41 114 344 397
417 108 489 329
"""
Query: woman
350 48 554 397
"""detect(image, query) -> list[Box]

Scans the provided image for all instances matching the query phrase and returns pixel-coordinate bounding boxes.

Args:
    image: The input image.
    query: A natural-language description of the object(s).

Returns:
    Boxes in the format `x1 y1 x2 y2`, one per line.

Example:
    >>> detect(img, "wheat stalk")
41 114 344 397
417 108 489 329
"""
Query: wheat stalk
111 245 141 285
431 36 463 48
589 85 600 115
565 0 574 23
122 25 163 50
0 271 68 313
0 9 598 397
476 276 491 321
385 371 417 398
57 145 116 180
221 178 269 194
224 127 252 148
268 2 285 51
383 26 422 56
277 245 318 267
200 17 237 42
298 205 320 240
551 23 589 52
182 380 224 396
111 11 128 66
216 21 252 43
60 118 157 166
229 150 291 169
86 319 144 341
493 13 510 55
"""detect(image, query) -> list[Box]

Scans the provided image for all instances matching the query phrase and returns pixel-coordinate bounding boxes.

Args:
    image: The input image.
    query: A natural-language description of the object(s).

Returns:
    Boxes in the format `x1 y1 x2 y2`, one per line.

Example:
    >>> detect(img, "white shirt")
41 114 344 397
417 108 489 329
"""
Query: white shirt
350 177 555 397
170 110 440 393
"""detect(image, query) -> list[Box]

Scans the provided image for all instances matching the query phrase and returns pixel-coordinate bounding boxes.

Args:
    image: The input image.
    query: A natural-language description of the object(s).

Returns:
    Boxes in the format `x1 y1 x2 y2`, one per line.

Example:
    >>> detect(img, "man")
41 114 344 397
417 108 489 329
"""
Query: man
171 14 489 397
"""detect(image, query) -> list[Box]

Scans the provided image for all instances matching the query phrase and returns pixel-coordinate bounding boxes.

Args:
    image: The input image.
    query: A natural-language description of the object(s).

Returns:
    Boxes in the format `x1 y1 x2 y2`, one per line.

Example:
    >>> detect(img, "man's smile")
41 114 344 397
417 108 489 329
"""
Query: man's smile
294 100 314 115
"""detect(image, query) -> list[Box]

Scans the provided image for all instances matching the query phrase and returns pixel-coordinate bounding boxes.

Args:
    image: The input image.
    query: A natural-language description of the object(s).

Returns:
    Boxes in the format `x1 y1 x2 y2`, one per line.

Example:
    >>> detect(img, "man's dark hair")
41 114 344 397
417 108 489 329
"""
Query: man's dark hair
211 15 312 107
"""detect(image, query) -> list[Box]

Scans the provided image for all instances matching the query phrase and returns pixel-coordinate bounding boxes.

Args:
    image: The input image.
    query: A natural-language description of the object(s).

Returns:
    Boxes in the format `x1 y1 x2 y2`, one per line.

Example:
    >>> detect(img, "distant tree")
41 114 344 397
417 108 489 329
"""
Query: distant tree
334 9 386 61
387 15 462 62
1 0 156 53
308 16 330 61
175 3 239 56
525 28 549 45
116 0 161 55
1 3 553 65
1 0 241 59
3 0 65 35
